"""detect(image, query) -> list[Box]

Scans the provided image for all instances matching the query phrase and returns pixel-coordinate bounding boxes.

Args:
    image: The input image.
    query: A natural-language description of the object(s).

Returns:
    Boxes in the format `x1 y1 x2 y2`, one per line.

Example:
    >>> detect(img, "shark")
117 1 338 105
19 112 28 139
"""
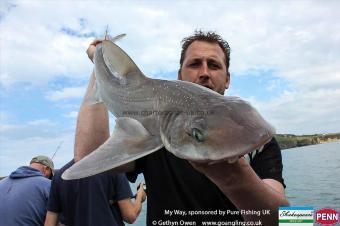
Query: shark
62 35 275 180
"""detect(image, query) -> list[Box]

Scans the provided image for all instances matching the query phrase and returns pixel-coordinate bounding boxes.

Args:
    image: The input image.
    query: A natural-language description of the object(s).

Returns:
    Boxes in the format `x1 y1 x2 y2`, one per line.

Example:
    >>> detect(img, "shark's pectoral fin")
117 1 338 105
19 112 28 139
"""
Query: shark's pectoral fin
62 117 163 180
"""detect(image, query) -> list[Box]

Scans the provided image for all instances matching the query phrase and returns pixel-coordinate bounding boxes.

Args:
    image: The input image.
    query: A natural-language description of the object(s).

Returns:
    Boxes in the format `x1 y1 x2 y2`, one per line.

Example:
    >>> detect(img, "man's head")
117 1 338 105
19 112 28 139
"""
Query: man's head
178 30 231 95
30 155 54 179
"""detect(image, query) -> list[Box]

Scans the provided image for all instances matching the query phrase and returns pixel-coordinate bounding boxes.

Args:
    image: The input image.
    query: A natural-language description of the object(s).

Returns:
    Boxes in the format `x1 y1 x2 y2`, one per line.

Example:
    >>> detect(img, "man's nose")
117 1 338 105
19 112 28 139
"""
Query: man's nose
198 62 211 79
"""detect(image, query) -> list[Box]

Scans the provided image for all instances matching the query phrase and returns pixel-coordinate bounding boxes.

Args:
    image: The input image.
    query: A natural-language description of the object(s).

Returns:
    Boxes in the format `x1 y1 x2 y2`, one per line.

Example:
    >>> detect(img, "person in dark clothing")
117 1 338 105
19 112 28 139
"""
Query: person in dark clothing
76 30 289 226
44 160 146 226
0 155 54 226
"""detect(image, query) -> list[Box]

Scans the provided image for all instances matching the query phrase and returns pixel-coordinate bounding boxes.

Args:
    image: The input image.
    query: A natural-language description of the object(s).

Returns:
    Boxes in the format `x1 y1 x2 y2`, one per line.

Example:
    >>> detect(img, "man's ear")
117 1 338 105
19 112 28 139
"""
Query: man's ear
177 69 182 80
42 166 50 178
42 166 48 177
225 71 231 89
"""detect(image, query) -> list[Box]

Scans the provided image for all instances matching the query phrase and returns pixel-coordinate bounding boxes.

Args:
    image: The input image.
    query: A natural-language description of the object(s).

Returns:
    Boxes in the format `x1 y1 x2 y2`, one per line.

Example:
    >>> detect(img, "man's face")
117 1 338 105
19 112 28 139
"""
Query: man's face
42 165 53 179
178 41 230 95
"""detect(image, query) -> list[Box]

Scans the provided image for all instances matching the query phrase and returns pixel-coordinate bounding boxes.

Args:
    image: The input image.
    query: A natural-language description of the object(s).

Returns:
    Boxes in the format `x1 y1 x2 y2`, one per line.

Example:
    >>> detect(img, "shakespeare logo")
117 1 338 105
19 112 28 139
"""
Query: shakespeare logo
279 206 313 225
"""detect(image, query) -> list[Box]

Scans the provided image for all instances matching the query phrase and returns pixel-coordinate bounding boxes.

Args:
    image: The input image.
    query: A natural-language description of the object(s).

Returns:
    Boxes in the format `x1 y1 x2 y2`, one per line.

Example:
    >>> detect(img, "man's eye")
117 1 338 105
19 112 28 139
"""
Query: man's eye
189 62 199 67
209 62 221 69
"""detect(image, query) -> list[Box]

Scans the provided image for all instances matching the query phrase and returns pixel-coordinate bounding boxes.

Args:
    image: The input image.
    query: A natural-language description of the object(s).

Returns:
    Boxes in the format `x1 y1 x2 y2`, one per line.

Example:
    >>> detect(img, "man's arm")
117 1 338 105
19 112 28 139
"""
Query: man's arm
44 211 59 226
74 69 109 161
117 183 146 224
191 158 289 225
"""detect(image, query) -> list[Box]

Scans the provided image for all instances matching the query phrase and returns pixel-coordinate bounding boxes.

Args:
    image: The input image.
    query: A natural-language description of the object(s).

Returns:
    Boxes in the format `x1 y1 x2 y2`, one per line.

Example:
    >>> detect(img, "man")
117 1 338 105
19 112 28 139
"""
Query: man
45 148 145 224
78 30 289 225
0 155 54 226
45 159 146 226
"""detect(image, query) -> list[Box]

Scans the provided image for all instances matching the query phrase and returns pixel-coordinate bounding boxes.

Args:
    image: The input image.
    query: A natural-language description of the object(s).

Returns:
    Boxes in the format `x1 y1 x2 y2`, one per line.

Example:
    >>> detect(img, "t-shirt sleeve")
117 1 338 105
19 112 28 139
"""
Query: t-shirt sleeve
114 174 133 201
249 138 286 188
46 173 62 212
125 157 145 183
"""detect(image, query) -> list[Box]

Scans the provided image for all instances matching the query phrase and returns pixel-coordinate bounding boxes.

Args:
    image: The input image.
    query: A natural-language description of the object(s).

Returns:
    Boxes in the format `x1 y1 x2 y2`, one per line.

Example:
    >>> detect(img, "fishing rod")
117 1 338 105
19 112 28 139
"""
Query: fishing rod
51 141 63 160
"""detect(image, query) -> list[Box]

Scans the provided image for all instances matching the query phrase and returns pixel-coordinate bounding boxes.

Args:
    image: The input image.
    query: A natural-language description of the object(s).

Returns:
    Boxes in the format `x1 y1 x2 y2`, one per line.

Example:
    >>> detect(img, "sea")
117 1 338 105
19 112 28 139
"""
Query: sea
282 140 340 209
130 141 340 225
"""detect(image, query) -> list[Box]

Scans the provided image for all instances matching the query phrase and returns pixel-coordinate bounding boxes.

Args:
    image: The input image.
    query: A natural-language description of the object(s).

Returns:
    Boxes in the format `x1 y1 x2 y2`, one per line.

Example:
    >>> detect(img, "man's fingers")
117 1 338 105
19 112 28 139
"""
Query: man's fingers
90 39 103 46
86 39 103 62
137 182 144 191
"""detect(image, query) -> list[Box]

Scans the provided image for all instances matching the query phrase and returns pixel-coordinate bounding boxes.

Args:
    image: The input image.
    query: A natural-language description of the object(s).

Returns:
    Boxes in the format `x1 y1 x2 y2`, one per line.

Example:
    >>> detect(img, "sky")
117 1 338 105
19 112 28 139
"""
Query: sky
1 0 339 175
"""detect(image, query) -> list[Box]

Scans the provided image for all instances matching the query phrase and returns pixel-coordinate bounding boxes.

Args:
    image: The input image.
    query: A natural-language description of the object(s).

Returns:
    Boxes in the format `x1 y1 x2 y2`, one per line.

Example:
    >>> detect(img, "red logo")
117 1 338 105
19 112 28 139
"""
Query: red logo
315 208 339 225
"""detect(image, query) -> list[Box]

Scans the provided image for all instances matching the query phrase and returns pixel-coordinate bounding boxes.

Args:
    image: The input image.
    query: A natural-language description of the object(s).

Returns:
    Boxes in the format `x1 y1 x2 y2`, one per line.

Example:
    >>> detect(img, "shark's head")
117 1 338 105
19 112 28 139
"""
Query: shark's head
159 93 275 163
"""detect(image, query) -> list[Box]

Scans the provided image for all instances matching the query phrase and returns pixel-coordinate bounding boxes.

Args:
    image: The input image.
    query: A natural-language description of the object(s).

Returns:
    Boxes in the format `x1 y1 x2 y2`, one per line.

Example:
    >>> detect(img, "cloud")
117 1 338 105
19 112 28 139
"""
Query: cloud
0 114 121 176
283 64 340 91
253 88 340 135
59 27 96 38
211 2 340 93
46 86 86 101
0 1 17 21
64 111 78 118
0 131 74 176
0 118 75 175
2 1 339 88
1 4 94 86
0 119 57 140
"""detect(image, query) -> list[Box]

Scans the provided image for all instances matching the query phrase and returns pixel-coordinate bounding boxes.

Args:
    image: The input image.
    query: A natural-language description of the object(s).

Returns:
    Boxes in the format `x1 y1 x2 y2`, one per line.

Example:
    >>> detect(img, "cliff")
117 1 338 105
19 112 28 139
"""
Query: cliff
275 133 340 150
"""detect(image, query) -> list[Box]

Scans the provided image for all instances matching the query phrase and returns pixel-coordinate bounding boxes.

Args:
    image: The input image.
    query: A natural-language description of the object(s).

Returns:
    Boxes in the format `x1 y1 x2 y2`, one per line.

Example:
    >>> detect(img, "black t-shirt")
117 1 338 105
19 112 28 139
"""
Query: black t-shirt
127 138 285 225
47 160 133 226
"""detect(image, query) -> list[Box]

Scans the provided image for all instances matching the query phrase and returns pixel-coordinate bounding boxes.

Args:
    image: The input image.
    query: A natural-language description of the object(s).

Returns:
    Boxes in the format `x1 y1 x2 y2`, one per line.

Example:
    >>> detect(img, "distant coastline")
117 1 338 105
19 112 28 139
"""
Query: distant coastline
275 133 340 150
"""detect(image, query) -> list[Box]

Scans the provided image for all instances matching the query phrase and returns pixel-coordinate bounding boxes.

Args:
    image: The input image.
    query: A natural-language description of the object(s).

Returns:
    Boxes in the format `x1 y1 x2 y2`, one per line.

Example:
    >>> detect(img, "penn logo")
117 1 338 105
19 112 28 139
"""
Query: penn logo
315 208 339 225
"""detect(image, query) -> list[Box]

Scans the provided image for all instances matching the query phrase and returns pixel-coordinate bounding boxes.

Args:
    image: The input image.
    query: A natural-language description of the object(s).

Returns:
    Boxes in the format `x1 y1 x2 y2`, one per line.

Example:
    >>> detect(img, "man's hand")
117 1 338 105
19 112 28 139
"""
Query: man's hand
118 182 147 224
44 211 59 226
137 182 147 202
86 39 102 62
189 158 289 225
190 158 243 185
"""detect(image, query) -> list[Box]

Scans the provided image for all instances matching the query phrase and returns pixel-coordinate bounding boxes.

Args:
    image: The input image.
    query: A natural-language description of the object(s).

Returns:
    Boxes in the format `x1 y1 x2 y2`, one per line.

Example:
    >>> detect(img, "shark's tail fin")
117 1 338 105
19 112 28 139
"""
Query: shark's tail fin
85 34 145 106
100 38 145 82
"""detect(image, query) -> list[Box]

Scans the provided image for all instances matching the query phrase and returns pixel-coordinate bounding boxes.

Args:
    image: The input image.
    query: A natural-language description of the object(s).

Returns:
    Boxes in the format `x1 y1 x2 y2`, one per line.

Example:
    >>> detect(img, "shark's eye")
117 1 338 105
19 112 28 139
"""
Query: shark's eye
192 128 204 142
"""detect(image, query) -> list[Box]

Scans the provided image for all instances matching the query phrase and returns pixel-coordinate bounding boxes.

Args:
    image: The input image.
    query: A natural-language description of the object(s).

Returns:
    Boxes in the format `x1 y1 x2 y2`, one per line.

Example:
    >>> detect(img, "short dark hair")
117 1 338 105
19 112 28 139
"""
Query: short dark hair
179 30 231 71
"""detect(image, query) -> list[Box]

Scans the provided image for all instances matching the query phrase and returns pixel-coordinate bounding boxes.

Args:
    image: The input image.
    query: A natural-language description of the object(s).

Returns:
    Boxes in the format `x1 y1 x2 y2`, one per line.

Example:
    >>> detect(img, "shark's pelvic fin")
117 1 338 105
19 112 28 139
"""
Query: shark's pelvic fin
62 117 163 180
106 33 126 42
